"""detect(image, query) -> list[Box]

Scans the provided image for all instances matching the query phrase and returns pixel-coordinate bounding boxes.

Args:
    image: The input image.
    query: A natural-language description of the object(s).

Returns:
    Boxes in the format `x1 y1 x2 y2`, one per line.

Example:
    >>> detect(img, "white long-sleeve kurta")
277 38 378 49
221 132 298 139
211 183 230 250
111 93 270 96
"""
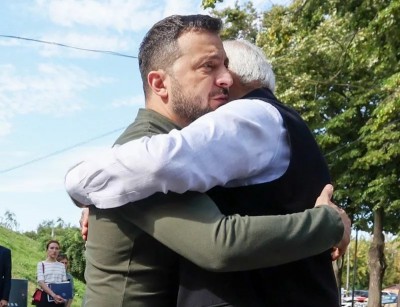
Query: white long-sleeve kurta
65 99 290 209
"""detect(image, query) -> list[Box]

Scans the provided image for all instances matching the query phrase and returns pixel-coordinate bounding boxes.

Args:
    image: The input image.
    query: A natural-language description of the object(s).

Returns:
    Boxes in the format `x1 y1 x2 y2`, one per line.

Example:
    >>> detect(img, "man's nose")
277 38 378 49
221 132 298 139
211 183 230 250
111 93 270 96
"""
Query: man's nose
217 68 233 88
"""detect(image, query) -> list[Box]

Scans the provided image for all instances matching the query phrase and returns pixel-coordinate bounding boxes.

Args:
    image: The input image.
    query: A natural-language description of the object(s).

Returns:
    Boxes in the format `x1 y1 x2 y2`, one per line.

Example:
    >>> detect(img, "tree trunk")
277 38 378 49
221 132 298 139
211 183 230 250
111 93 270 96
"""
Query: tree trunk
367 207 386 307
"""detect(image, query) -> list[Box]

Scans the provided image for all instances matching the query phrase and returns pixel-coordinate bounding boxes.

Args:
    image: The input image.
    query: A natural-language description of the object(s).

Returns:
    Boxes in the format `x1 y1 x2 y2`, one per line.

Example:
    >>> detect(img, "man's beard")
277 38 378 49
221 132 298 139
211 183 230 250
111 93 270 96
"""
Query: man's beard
170 77 213 124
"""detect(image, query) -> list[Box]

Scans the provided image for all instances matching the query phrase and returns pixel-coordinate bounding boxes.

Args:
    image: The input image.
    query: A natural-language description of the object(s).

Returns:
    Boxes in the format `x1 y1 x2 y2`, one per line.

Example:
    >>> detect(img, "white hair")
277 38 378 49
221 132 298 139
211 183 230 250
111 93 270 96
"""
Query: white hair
223 39 276 93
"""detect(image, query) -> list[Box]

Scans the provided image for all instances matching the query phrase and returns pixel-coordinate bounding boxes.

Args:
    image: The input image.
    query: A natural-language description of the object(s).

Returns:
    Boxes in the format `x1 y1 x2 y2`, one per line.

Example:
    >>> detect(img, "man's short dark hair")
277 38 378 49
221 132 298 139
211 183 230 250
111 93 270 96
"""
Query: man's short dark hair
57 254 68 261
139 14 222 97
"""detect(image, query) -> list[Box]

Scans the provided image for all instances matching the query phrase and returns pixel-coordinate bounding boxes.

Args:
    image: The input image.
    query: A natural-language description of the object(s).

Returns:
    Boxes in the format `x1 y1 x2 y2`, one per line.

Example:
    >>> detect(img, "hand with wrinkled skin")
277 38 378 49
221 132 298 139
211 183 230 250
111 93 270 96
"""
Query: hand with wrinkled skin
314 184 351 261
80 208 89 241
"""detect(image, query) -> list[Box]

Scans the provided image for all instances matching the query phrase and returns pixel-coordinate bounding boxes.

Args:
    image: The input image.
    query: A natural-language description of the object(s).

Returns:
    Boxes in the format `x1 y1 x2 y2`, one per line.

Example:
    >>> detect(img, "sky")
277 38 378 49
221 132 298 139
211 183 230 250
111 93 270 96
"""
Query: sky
0 0 290 232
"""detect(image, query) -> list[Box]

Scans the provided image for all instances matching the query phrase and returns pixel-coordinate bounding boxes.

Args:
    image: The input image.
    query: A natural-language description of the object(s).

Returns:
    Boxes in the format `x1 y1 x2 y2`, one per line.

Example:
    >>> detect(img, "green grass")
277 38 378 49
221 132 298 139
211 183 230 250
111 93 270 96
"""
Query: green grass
0 226 84 306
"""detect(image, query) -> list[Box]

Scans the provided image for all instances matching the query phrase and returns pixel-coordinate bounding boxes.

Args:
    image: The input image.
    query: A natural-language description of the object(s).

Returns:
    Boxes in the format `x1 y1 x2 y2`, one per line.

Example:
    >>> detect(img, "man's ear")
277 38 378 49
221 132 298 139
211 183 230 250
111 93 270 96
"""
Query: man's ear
148 70 168 99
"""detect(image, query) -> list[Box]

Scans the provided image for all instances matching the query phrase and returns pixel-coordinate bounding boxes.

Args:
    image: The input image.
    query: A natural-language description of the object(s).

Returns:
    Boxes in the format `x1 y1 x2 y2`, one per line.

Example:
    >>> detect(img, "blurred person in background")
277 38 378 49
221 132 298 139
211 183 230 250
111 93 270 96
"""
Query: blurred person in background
57 254 74 307
36 240 67 306
0 245 11 307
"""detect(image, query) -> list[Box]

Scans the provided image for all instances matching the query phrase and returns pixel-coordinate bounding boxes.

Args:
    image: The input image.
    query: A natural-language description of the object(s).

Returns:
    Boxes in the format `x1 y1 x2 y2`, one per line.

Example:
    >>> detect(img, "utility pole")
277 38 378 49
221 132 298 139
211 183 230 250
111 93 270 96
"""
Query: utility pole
351 228 359 307
346 244 350 292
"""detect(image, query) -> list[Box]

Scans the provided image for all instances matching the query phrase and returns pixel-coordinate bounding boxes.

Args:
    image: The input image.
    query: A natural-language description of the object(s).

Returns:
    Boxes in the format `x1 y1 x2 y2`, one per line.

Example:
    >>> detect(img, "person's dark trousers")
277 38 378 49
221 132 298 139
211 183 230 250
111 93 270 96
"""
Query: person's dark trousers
0 245 12 302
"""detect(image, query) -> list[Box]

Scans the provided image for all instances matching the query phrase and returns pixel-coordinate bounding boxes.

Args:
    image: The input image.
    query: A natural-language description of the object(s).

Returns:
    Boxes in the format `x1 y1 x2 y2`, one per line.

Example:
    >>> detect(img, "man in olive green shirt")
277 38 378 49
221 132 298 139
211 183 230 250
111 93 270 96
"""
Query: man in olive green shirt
74 15 350 307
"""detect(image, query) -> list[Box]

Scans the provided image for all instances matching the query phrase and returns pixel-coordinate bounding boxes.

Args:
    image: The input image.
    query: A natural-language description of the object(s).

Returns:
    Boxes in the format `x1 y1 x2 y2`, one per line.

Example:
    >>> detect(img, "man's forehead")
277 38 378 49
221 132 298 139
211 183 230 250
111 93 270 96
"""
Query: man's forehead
177 30 226 59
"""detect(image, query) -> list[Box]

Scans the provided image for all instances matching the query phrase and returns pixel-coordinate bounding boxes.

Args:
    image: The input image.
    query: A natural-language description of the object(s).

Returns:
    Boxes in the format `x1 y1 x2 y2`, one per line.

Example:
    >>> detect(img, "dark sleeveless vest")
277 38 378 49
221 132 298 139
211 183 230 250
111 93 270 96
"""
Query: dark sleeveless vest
177 88 339 307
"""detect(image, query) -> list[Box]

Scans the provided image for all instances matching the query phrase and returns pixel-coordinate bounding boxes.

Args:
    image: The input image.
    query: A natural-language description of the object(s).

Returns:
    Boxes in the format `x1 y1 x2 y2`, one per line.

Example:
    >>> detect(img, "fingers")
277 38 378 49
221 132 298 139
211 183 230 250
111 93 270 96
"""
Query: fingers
80 208 89 241
331 247 340 261
322 184 334 199
314 184 352 262
54 295 65 304
338 216 351 252
331 211 351 261
315 184 334 207
82 225 88 241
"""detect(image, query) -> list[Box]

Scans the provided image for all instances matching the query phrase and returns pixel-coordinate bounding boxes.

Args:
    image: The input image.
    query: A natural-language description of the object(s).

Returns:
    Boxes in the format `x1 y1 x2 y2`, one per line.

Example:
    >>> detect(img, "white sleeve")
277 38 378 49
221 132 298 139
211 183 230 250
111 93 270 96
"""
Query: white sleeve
37 262 44 282
65 99 289 209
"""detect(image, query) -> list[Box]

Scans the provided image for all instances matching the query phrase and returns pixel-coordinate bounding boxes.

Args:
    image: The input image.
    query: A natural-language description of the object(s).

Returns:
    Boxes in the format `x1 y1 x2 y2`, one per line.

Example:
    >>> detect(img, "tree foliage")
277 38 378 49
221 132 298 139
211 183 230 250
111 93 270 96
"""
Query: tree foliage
202 0 224 10
258 1 399 303
341 236 400 290
209 1 259 42
0 210 19 231
257 0 400 233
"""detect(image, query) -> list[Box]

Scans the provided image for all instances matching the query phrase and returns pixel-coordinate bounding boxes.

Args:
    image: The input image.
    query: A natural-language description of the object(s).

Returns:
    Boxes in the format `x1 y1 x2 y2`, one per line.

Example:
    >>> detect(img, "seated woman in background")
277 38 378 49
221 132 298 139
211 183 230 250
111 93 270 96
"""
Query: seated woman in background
36 240 67 306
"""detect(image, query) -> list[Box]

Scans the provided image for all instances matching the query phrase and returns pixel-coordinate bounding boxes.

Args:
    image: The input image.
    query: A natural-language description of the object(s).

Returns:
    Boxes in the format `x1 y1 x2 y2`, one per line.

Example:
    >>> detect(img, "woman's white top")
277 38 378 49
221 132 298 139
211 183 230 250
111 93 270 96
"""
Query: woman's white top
37 261 67 284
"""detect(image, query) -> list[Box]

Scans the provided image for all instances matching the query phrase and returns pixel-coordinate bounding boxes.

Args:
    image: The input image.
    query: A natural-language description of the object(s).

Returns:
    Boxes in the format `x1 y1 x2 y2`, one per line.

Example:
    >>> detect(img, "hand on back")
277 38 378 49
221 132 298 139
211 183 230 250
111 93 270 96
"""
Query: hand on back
314 184 351 261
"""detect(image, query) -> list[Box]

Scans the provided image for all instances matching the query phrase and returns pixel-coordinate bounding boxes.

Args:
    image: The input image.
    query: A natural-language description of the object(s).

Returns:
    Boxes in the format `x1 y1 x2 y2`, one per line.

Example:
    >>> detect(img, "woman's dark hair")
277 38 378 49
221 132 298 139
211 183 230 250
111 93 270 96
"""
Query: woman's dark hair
46 239 61 250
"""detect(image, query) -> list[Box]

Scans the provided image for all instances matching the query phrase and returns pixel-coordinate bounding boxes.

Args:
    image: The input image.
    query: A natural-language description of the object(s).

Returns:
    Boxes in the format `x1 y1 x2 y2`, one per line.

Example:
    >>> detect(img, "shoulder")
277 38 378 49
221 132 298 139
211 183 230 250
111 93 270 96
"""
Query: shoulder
219 98 280 116
212 98 282 125
115 109 178 145
0 245 11 254
0 247 11 261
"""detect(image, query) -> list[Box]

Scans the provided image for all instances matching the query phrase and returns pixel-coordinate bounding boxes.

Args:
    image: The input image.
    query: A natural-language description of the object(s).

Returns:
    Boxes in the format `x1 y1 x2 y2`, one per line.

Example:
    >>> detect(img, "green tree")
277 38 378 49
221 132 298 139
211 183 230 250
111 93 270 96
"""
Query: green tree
383 238 400 287
342 236 370 290
57 227 86 281
209 1 259 42
257 1 399 304
0 210 19 231
202 0 224 9
342 235 400 291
